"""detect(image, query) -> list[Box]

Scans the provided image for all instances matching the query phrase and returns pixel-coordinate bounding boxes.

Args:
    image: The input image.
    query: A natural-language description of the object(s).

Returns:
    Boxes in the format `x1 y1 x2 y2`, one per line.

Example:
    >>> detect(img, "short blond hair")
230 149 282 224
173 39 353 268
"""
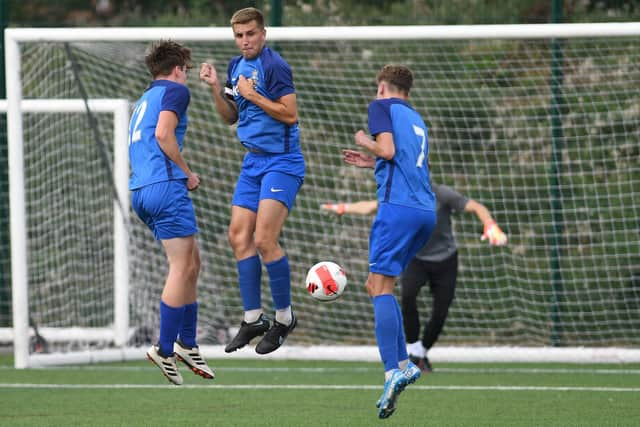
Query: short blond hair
230 7 265 28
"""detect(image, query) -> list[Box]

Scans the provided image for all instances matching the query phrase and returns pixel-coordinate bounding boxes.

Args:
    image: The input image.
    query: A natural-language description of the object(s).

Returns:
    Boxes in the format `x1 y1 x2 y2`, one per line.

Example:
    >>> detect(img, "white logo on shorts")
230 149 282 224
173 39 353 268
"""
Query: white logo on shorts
270 187 284 193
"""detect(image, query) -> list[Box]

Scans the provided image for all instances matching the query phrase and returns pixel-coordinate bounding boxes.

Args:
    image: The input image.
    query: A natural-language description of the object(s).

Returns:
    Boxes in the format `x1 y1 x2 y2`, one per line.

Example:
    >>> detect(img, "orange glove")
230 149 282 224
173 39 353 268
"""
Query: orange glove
321 203 347 216
481 221 507 246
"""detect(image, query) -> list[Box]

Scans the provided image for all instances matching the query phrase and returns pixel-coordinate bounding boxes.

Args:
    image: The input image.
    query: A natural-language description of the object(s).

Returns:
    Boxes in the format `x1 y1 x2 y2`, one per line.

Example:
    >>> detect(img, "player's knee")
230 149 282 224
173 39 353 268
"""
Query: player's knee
191 253 201 278
228 227 249 252
168 258 194 279
254 232 278 257
365 281 377 297
227 228 237 247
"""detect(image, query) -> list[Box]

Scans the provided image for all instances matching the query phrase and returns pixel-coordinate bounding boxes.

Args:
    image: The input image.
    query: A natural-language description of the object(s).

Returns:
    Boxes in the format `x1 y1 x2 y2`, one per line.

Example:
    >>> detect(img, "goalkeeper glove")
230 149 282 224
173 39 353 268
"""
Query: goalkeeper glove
481 221 507 246
321 203 346 216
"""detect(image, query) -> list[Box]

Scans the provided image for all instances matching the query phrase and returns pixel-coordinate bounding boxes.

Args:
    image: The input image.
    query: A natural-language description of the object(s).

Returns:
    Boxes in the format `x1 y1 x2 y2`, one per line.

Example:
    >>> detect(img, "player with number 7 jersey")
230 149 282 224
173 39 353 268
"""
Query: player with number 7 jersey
367 98 434 211
343 64 435 419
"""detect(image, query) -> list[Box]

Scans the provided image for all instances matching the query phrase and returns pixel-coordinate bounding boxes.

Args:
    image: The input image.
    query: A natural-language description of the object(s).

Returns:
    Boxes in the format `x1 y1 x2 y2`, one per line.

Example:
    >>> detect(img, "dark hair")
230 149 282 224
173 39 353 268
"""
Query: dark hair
231 7 265 28
144 40 193 78
376 64 413 95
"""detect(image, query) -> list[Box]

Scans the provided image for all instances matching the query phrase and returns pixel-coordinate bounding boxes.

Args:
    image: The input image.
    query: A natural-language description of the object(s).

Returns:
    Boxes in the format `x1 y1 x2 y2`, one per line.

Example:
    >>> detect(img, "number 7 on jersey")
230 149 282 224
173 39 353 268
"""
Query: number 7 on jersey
413 124 427 167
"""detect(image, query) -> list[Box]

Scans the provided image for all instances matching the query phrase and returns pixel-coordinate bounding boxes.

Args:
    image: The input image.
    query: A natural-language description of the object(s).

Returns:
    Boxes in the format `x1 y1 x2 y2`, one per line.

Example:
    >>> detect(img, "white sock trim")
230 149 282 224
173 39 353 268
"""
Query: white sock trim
244 309 263 323
275 306 292 326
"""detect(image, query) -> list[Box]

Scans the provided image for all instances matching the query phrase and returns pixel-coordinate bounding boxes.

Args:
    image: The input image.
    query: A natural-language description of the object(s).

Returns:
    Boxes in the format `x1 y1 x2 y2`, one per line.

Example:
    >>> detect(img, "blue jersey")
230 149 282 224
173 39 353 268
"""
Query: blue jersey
226 46 300 154
128 80 190 190
367 98 435 211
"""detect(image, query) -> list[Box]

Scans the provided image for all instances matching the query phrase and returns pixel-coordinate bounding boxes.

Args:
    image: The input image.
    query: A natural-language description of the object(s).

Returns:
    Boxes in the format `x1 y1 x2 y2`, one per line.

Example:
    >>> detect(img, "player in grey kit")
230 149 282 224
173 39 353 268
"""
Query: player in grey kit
322 183 507 371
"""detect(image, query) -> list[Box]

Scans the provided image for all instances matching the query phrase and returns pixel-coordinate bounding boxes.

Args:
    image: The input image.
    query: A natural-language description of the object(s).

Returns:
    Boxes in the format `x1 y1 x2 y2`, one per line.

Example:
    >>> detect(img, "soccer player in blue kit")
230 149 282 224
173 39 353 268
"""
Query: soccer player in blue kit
343 64 436 419
199 7 304 355
322 186 508 373
129 40 214 385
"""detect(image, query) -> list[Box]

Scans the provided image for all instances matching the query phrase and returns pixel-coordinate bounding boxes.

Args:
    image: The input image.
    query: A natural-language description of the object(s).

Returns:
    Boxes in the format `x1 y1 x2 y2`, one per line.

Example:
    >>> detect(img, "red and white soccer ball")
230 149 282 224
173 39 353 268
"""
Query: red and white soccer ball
305 261 347 302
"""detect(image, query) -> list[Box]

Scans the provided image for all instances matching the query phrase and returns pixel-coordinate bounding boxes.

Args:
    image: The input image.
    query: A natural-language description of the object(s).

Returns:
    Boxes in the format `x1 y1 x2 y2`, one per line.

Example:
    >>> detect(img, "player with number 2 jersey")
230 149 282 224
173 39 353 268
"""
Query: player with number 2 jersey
129 79 190 190
128 40 214 386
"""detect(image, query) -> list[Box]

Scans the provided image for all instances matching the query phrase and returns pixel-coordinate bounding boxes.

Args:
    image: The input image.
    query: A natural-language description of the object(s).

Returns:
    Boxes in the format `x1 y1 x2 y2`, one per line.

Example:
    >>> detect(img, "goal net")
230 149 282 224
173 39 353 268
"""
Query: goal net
5 24 640 367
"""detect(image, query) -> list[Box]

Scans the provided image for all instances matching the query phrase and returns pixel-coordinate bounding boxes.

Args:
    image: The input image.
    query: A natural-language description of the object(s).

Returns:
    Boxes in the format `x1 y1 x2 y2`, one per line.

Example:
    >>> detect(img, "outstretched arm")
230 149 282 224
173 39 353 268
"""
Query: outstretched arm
199 62 238 125
321 200 379 216
464 199 507 245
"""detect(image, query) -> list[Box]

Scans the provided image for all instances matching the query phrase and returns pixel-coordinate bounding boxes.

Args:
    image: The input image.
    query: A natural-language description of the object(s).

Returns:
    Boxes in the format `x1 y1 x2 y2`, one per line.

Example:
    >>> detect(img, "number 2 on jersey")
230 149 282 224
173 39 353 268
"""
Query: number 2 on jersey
129 100 147 145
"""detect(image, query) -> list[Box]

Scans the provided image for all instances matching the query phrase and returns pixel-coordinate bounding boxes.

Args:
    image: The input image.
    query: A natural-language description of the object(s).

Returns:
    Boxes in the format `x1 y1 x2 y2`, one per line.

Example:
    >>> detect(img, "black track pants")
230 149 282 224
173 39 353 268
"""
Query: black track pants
400 252 458 349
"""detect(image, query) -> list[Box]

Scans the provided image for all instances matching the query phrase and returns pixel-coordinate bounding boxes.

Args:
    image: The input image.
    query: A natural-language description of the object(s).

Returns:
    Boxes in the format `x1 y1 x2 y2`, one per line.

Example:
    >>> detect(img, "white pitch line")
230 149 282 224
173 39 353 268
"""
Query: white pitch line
1 383 639 392
434 367 640 375
2 365 640 375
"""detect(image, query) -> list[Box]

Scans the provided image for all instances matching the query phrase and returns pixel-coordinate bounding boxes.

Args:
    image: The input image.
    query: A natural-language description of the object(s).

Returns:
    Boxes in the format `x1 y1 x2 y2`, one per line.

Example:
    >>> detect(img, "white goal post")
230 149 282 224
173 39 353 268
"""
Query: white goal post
0 99 130 368
5 23 640 367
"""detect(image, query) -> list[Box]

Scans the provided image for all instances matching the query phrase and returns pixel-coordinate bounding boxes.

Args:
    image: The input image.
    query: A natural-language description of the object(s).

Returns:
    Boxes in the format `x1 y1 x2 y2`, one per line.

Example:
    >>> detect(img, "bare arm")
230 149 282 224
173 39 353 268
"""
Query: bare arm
199 62 238 125
321 200 379 216
155 111 200 190
463 199 495 227
354 130 395 160
237 75 298 125
464 199 508 245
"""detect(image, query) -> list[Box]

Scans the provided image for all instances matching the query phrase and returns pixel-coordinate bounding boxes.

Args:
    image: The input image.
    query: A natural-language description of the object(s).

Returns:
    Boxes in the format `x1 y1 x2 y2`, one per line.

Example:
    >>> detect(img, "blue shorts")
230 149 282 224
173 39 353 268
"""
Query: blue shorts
232 151 305 212
369 203 436 277
131 179 198 240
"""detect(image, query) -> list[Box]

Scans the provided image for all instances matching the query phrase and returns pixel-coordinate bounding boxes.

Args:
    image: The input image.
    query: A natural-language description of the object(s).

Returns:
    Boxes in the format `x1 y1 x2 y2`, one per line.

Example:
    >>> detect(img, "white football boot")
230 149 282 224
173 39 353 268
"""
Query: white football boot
174 341 215 380
146 345 183 385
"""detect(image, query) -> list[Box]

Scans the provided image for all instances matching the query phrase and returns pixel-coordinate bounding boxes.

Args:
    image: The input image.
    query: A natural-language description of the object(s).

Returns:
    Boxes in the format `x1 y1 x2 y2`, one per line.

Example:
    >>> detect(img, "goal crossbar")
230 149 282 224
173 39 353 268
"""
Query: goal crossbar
5 22 640 42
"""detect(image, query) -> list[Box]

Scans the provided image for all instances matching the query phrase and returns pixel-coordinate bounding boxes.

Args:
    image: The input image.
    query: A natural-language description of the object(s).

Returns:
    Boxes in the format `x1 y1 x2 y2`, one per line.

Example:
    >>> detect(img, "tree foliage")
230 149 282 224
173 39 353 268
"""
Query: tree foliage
7 0 640 27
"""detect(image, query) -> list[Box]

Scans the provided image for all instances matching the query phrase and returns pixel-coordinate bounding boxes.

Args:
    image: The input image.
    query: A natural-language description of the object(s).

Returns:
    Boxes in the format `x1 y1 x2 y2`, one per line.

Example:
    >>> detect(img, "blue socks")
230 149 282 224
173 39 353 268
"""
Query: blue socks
373 294 402 372
159 301 185 357
266 256 291 310
394 298 409 362
178 302 198 348
238 255 262 311
237 254 291 320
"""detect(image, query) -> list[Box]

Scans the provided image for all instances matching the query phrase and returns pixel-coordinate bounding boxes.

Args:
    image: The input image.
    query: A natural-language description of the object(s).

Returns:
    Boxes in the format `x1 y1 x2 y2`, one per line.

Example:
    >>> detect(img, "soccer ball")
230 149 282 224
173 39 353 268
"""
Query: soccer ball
305 261 347 302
